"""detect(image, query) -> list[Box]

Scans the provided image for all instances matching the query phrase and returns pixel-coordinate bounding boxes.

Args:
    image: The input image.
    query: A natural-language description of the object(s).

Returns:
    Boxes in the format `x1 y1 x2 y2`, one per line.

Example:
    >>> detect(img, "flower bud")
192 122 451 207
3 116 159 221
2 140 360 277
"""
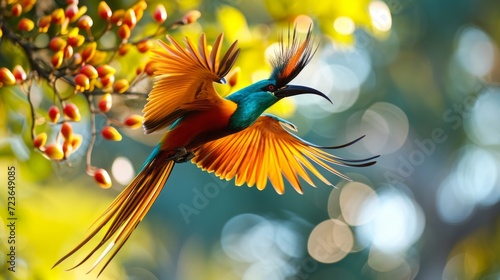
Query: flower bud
117 24 131 40
65 4 79 21
64 45 74 59
182 10 201 24
123 9 136 29
98 1 112 20
97 64 116 78
20 0 36 12
89 51 105 65
153 4 167 23
135 65 144 75
45 144 64 160
81 42 97 62
33 132 47 149
136 39 153 53
51 51 64 68
63 103 81 122
80 64 98 79
49 37 67 52
48 105 60 123
68 34 85 47
51 8 65 24
62 140 73 158
118 43 132 56
71 134 82 151
132 1 147 22
144 60 156 76
78 15 93 30
11 3 22 17
12 65 27 82
38 15 51 32
101 125 122 141
111 9 124 25
113 79 129 93
133 0 148 12
124 114 143 129
98 93 112 112
18 18 34 32
94 168 112 188
0 67 16 86
60 122 73 141
74 73 89 91
100 74 114 88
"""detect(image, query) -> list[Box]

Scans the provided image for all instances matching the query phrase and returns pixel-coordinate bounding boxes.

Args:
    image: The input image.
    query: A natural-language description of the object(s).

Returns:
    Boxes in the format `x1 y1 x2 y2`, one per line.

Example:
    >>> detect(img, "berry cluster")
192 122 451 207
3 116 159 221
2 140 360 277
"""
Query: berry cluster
0 0 201 188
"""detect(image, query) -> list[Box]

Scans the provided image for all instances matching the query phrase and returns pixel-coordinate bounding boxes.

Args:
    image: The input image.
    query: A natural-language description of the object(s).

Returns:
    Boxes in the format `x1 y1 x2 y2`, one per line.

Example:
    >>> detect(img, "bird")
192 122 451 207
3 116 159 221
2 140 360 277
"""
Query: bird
53 26 378 276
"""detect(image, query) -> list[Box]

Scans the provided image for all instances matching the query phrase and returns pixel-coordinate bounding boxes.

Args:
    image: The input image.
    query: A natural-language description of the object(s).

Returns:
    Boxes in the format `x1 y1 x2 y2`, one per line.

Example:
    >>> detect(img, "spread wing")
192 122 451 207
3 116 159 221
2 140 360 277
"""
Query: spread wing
191 115 378 194
144 33 240 133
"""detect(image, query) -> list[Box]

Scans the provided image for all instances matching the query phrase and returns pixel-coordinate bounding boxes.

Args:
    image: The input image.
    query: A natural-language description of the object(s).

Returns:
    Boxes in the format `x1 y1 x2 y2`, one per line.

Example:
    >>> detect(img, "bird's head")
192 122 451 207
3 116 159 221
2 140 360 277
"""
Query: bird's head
227 26 329 129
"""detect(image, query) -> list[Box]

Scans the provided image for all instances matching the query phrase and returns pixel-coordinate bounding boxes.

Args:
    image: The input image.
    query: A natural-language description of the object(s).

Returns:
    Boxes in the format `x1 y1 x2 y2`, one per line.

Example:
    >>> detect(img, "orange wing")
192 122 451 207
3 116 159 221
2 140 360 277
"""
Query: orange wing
144 33 239 133
191 115 378 194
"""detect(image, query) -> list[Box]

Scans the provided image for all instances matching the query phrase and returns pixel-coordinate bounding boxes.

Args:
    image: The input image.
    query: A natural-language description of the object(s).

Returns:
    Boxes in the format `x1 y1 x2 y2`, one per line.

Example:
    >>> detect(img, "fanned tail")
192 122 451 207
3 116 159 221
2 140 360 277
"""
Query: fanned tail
53 151 175 277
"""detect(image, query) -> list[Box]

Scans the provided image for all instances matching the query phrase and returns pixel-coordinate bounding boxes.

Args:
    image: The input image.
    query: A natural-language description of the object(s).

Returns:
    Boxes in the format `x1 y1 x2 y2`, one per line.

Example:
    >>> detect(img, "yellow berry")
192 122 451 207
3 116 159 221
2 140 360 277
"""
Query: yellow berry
113 79 129 93
153 4 167 23
63 103 81 122
18 18 34 32
45 144 64 160
124 114 143 129
33 132 47 149
98 1 112 20
0 67 16 86
78 15 93 30
48 105 60 123
182 10 201 24
101 126 122 141
60 122 73 141
94 168 112 188
98 93 112 112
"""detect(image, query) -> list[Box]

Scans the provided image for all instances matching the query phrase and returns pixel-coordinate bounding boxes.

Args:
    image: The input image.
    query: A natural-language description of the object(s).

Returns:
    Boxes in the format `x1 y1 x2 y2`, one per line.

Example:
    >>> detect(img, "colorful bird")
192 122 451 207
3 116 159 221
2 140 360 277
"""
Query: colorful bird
53 27 378 275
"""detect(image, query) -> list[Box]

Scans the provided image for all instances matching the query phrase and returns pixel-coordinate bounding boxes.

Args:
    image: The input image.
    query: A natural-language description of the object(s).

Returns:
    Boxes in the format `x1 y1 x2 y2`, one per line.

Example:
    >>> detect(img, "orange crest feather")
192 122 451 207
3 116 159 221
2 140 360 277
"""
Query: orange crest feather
270 26 316 87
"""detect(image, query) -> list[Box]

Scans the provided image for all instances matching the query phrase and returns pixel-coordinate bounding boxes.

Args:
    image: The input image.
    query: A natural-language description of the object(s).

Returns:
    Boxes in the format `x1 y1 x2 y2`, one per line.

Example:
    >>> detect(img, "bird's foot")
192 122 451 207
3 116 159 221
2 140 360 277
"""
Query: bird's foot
168 147 195 163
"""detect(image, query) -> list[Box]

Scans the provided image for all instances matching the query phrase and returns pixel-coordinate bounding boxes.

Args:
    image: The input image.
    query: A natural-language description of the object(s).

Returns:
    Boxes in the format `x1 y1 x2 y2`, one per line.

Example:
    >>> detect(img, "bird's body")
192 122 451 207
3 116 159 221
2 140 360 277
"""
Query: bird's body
160 97 237 152
54 27 378 275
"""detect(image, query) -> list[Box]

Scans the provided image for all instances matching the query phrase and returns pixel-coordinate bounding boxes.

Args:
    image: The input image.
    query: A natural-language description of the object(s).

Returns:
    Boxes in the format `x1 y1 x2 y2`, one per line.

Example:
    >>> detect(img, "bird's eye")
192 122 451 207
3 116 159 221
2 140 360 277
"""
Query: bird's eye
265 84 276 92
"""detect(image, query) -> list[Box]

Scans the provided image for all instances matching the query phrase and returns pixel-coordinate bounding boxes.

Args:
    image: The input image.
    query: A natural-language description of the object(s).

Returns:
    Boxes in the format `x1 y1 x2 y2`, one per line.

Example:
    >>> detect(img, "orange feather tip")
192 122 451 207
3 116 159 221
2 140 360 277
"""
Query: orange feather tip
270 25 317 88
142 33 240 133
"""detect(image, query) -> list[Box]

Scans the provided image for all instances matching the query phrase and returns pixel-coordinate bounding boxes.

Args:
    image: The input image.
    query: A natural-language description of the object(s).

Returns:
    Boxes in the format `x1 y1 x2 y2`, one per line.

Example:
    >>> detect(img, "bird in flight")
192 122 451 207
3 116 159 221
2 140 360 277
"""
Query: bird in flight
54 26 378 276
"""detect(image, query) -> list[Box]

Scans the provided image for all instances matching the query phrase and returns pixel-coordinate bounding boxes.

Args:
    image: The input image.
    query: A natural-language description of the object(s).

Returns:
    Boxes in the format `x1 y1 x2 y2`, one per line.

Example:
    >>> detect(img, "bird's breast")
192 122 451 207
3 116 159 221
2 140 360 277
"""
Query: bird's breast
160 99 238 152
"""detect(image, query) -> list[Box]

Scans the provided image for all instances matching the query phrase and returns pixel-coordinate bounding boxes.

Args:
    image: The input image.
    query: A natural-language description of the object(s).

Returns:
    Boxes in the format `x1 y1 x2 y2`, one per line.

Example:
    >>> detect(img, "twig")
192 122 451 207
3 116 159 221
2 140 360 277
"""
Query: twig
86 93 97 174
25 80 36 140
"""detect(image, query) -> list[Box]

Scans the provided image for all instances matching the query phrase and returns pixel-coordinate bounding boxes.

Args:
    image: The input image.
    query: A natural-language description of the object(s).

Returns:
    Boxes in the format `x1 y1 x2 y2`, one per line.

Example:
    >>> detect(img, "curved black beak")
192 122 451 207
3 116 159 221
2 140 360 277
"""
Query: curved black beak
274 85 332 104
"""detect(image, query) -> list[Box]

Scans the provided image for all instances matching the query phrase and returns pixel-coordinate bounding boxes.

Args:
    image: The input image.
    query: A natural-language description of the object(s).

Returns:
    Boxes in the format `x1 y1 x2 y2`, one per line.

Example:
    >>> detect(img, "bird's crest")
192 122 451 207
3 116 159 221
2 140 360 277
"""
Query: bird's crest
270 26 316 88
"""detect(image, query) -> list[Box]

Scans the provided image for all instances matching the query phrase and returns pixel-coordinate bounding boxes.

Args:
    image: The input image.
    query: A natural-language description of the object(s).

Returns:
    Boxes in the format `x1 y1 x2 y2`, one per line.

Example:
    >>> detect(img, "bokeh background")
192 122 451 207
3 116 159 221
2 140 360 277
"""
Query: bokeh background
1 0 500 279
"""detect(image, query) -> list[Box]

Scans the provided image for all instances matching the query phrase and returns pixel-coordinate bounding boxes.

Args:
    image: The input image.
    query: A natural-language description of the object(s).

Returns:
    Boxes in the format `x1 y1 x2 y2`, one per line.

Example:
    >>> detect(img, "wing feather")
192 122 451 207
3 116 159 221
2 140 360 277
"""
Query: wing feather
256 136 269 190
283 142 316 188
192 115 378 194
267 136 285 193
143 34 239 133
210 35 223 71
235 128 259 186
275 138 302 192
